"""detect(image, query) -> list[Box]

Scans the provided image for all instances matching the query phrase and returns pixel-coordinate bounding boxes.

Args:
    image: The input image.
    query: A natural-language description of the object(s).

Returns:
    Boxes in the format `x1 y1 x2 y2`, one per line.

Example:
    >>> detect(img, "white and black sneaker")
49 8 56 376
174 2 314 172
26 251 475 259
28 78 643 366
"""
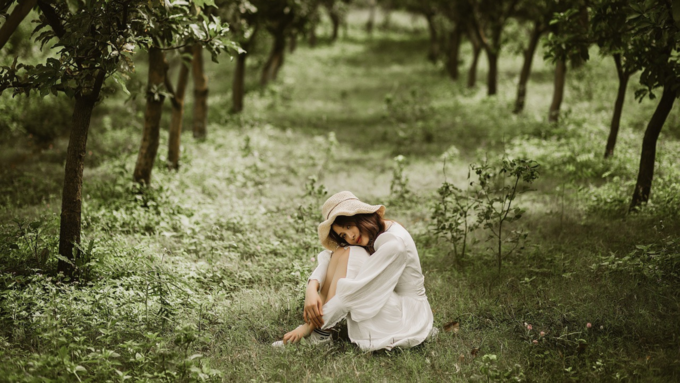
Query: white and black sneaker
271 329 333 348
307 329 333 346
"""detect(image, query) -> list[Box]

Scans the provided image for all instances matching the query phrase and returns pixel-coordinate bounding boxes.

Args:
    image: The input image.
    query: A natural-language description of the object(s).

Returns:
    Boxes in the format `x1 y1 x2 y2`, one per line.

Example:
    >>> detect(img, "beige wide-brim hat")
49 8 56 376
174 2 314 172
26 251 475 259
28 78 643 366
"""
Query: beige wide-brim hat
318 191 385 250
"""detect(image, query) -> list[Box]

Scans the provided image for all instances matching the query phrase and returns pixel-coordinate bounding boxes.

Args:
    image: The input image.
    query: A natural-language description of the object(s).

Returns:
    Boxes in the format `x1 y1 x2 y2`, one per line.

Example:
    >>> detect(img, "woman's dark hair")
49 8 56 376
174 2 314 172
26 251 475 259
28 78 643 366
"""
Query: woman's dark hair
328 213 385 254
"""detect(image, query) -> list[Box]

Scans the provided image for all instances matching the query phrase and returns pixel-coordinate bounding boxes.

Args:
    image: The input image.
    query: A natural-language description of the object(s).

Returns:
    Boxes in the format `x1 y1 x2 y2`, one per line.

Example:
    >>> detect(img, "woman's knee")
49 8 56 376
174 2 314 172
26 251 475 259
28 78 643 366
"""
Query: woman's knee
347 245 369 257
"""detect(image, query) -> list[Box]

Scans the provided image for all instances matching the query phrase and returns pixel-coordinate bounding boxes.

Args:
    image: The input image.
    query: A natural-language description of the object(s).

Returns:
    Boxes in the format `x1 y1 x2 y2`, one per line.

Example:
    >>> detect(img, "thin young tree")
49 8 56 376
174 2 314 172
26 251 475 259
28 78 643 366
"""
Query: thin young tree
627 1 680 211
0 0 157 276
467 0 521 96
436 0 473 81
543 0 590 123
511 0 554 113
132 3 232 185
403 0 440 63
254 0 315 86
591 0 639 158
218 0 259 113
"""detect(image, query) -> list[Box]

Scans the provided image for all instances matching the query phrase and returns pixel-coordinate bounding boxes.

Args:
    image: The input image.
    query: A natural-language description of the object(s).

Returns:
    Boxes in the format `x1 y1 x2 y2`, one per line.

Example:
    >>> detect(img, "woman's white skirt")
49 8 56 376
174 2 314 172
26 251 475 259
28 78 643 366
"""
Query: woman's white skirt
344 246 434 351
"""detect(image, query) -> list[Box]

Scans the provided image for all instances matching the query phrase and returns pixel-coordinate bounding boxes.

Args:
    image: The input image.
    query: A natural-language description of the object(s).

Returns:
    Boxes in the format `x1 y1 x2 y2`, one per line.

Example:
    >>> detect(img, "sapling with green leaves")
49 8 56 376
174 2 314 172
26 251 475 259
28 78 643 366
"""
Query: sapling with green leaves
471 158 540 273
390 154 411 205
430 148 477 267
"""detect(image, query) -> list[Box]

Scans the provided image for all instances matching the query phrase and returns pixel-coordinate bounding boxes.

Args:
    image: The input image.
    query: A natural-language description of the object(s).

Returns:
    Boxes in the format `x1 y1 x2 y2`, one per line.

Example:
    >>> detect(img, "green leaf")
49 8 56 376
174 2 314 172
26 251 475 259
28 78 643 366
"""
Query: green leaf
54 253 74 266
194 0 215 7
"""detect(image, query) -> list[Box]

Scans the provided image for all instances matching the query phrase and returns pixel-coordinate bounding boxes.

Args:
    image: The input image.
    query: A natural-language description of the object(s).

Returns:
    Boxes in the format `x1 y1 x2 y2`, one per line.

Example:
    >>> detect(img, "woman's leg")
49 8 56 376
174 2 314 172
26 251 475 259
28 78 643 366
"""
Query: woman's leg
280 247 351 344
319 246 350 304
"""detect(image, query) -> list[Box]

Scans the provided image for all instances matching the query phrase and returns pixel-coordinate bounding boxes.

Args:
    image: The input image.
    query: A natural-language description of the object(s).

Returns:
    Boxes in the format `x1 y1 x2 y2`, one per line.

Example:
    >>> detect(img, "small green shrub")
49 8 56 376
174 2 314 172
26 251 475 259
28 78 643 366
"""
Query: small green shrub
591 237 680 287
430 150 477 267
389 155 412 205
383 88 435 150
0 94 73 144
471 158 540 273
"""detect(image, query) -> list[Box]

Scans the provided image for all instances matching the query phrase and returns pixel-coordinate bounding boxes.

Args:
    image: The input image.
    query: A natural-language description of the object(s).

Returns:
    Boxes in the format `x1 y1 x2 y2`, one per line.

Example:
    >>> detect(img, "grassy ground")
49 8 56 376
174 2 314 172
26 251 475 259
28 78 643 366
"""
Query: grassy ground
1 8 680 382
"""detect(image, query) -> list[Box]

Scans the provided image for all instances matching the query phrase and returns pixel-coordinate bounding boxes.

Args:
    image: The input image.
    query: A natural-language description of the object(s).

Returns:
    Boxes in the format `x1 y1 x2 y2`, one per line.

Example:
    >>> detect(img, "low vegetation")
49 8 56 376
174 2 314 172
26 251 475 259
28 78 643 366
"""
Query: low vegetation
1 7 679 382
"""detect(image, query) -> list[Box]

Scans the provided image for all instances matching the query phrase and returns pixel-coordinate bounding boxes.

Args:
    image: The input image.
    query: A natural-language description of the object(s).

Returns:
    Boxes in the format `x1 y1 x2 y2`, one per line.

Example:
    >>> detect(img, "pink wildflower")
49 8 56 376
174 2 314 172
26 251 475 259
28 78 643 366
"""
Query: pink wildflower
532 340 538 345
540 331 545 337
527 324 533 331
311 257 316 262
587 323 592 329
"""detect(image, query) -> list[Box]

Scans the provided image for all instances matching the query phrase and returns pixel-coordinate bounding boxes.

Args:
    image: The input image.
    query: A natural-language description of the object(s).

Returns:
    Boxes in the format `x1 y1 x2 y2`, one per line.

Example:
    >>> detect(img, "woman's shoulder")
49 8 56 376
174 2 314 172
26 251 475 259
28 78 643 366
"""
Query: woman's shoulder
375 225 408 250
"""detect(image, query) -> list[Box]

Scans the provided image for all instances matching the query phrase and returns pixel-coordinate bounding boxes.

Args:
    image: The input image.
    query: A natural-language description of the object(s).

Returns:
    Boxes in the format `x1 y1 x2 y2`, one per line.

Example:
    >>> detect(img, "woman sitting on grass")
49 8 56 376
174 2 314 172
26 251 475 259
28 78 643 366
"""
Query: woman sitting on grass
272 191 436 351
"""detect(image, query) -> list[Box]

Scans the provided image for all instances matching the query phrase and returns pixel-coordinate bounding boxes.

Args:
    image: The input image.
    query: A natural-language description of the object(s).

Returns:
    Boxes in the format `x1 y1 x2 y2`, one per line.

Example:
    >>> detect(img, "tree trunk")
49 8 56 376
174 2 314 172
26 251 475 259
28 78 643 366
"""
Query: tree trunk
232 52 247 113
58 70 106 276
381 4 392 30
548 59 567 123
329 9 340 42
629 84 676 211
167 54 191 170
604 54 630 159
513 22 542 113
446 24 462 80
425 13 439 63
467 29 481 88
232 29 257 113
0 0 37 50
192 44 208 139
486 49 498 96
133 47 167 185
289 32 298 53
366 0 376 35
260 31 287 86
309 19 318 47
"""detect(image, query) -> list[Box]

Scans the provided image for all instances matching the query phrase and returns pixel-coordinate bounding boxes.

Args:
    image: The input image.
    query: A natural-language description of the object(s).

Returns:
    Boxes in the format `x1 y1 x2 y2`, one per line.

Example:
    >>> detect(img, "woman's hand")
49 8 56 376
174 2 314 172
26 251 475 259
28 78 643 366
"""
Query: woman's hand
304 281 324 328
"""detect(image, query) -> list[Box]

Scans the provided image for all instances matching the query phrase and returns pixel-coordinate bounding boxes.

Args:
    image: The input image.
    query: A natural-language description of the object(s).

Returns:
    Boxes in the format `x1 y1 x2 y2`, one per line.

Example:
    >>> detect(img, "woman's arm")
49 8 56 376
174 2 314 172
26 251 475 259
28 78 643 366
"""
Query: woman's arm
308 249 331 289
321 232 408 329
305 250 331 328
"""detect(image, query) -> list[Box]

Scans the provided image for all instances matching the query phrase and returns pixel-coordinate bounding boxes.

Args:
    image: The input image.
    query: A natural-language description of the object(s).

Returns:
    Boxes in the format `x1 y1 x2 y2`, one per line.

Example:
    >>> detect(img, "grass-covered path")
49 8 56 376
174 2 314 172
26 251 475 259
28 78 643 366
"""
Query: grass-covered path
2 10 680 382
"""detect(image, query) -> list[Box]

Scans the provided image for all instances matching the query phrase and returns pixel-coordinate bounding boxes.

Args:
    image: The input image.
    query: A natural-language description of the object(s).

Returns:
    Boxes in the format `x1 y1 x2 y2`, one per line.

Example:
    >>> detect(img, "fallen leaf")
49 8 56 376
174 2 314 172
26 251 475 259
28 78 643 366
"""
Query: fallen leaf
444 321 460 333
471 347 480 357
459 354 465 363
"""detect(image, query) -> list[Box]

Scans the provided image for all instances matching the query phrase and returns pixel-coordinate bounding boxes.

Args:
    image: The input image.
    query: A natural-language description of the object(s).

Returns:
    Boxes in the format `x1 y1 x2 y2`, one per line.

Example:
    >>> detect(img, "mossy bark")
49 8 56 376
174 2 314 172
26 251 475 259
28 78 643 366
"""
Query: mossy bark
133 47 167 185
192 44 208 139
168 53 191 170
548 59 567 123
58 70 106 276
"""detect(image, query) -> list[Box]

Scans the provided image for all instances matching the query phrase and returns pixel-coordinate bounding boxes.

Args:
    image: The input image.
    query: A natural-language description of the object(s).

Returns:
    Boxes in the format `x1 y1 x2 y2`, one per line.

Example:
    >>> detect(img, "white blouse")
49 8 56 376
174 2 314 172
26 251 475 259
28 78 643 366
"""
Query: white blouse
308 223 434 351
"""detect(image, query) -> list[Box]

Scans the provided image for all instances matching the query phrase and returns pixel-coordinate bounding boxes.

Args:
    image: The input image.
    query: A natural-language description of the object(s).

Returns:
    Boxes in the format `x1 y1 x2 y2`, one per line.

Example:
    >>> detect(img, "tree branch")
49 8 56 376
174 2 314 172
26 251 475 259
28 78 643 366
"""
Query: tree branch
36 0 64 38
0 0 38 50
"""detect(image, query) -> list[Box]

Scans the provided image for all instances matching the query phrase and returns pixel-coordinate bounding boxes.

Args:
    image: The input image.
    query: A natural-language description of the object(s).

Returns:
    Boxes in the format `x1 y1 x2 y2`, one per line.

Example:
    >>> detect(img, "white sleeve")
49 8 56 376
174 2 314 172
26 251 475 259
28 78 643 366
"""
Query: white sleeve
308 250 332 291
321 232 407 329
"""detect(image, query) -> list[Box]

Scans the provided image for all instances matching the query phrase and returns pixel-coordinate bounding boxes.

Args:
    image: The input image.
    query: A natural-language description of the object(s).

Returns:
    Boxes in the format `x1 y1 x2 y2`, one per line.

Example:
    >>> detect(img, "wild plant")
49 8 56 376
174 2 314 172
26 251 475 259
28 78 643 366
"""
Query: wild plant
470 158 540 273
291 176 328 253
315 131 338 179
430 151 477 268
390 155 411 205
383 87 435 150
9 218 53 269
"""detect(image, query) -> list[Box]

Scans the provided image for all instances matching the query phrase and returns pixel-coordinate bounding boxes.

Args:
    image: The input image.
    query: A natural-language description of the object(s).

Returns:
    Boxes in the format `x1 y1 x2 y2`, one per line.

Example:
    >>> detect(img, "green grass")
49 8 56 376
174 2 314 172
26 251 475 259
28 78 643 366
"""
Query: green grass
1 7 680 382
